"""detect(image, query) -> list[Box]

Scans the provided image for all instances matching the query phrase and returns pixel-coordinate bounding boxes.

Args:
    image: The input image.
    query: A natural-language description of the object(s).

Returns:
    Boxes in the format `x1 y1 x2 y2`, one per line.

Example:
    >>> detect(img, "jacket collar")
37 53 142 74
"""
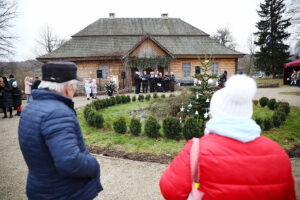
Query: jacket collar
32 89 75 112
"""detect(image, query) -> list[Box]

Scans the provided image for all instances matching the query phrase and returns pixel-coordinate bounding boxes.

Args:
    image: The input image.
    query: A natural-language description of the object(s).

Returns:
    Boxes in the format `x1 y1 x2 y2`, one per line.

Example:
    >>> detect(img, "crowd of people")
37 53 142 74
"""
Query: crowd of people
0 75 41 118
134 71 176 94
288 69 300 86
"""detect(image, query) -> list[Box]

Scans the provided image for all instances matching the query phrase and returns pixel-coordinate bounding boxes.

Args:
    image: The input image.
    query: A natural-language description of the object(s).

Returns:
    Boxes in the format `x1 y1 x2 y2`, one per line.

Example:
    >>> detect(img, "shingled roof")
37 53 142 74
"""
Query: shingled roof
38 18 244 61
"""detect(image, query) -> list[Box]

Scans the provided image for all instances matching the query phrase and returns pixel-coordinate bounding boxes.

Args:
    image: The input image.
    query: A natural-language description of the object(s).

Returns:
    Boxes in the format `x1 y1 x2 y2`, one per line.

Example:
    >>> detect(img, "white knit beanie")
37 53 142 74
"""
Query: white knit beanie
210 75 257 119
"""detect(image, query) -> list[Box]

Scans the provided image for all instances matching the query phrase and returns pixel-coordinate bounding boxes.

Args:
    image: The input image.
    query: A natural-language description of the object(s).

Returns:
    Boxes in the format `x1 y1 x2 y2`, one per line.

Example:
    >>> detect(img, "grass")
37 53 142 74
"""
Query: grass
280 91 300 96
79 102 300 156
255 78 284 87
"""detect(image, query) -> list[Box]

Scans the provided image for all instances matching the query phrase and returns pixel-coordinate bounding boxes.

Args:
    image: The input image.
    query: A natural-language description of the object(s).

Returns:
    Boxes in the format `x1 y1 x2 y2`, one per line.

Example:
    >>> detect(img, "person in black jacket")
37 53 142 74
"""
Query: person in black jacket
134 71 142 94
32 77 41 90
0 77 13 118
218 70 227 88
142 71 149 93
149 71 156 92
169 72 176 92
12 81 22 116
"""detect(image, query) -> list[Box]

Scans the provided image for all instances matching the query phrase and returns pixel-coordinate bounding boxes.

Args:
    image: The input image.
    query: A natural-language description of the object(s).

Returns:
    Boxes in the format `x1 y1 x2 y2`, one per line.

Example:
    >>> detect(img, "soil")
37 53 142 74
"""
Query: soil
287 145 300 158
89 146 173 164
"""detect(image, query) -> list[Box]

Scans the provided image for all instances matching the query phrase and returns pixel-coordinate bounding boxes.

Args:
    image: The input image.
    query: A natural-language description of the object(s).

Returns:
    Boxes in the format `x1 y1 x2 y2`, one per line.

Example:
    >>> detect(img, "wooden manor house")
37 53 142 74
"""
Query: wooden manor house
37 13 244 90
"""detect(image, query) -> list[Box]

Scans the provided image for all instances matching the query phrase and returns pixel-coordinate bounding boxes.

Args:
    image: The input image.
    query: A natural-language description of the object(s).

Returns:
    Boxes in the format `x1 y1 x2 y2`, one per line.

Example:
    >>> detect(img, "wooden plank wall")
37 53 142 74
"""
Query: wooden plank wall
131 39 167 57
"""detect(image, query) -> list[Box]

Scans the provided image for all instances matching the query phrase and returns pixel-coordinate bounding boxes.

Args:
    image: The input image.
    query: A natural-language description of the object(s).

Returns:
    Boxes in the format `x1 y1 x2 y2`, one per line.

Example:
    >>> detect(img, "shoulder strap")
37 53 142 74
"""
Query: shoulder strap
190 138 200 184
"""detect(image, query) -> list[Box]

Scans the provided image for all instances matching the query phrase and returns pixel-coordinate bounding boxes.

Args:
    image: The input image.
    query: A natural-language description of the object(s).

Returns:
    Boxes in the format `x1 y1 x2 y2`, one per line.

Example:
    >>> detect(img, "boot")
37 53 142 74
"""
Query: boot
2 115 7 119
9 113 13 118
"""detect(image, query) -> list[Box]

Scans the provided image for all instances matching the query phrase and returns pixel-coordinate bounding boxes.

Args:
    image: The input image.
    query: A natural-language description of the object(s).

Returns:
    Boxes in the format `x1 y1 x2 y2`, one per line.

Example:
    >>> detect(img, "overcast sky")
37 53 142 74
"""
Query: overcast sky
10 0 267 61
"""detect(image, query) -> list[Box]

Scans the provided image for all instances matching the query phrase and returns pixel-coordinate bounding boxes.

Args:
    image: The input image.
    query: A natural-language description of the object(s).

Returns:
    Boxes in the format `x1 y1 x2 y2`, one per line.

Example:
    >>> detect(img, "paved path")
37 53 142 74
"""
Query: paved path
0 88 300 200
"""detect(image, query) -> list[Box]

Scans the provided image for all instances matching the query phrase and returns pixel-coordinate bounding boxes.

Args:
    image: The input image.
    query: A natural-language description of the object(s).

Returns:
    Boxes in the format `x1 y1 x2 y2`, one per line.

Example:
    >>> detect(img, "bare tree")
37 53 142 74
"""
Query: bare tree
0 0 17 58
211 27 236 50
246 33 257 74
35 24 66 56
287 0 300 39
294 40 300 58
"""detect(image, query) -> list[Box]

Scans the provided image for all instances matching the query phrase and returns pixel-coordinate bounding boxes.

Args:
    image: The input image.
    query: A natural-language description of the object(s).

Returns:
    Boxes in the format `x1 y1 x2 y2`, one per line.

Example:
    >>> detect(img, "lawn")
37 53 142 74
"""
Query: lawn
280 91 300 96
79 102 300 156
255 78 284 87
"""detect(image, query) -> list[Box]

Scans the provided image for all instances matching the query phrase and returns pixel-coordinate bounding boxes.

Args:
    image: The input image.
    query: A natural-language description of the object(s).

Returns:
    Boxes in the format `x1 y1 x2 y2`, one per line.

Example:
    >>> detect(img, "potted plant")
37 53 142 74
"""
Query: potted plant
104 81 117 96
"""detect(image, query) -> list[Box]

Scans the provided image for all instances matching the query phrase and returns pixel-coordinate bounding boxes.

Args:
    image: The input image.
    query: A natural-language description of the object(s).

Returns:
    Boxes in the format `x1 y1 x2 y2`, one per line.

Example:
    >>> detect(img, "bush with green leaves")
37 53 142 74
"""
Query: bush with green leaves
138 94 145 102
126 95 131 103
272 114 281 128
259 97 269 107
110 97 117 106
85 108 104 129
163 117 182 140
132 96 136 102
144 116 161 138
169 94 175 98
83 104 94 119
253 100 259 106
115 95 122 104
145 94 151 101
263 118 273 131
121 95 127 103
130 118 142 136
276 102 290 115
274 110 287 122
267 98 276 110
92 100 102 110
183 118 203 140
153 93 158 99
161 94 166 98
254 118 264 130
113 116 127 134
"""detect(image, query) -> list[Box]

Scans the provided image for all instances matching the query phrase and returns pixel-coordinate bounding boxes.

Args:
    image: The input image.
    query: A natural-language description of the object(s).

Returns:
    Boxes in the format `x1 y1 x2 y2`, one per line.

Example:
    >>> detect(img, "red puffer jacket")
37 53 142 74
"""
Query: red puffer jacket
159 134 295 200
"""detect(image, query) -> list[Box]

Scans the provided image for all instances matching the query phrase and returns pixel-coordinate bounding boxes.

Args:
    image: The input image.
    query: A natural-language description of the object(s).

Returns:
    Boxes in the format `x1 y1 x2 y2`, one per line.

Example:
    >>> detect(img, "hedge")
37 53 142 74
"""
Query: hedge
163 117 182 140
144 116 161 138
113 116 127 134
130 118 142 136
183 118 203 140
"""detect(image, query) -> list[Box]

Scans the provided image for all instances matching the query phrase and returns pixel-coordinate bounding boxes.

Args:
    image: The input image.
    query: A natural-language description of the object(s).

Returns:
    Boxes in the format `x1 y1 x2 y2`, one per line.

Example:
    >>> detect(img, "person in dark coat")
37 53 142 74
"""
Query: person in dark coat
156 72 163 92
169 72 176 92
149 71 156 93
134 71 142 94
8 74 16 86
32 77 41 90
142 71 149 93
163 74 170 92
12 81 22 116
0 77 13 118
218 70 227 88
18 62 103 200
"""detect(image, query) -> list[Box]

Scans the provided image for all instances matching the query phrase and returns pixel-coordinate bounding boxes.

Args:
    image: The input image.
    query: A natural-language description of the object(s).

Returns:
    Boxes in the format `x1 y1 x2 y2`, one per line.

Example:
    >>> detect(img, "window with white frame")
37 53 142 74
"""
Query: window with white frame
211 62 219 74
182 62 191 77
101 65 109 79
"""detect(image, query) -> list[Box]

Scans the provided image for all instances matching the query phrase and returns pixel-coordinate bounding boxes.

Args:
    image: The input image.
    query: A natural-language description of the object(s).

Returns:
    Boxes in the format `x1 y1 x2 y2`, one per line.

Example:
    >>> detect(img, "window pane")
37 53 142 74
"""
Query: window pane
212 62 219 74
101 65 109 79
182 63 191 77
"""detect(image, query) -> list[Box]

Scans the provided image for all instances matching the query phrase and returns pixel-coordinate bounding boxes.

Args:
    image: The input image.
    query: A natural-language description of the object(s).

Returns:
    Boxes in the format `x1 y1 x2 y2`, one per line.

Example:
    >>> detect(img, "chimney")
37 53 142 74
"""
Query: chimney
109 13 115 18
161 13 168 19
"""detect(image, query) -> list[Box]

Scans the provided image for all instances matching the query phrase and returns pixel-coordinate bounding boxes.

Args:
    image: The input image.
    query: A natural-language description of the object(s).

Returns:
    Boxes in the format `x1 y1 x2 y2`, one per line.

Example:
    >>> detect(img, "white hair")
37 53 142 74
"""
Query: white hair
38 80 78 93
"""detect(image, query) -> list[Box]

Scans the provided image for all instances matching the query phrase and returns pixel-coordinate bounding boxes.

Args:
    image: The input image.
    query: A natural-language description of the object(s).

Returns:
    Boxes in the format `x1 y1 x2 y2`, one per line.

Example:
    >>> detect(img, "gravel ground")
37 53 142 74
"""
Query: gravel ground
0 87 300 200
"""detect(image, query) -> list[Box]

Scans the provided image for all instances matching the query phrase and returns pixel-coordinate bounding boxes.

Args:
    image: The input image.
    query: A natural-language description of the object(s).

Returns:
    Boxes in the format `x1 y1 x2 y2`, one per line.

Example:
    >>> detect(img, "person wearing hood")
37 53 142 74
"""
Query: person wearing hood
159 75 295 200
12 81 22 116
19 62 103 200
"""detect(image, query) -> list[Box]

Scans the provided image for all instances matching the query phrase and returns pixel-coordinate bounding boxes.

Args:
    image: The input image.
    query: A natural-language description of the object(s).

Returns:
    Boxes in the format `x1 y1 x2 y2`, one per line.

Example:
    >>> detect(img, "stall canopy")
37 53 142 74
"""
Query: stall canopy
283 59 300 84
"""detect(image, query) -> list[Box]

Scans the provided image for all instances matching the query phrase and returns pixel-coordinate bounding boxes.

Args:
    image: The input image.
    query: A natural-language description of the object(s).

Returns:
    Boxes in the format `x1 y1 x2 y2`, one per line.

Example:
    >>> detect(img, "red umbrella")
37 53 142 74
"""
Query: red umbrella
284 59 300 68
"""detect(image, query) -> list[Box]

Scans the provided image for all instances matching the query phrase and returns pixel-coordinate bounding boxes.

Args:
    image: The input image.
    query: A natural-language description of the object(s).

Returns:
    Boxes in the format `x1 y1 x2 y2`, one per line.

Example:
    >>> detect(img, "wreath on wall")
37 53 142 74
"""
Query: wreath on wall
127 56 172 70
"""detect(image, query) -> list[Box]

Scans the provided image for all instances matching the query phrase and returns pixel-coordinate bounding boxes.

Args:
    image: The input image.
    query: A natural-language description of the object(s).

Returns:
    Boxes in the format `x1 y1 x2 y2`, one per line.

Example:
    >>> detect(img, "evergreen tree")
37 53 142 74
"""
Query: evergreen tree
179 57 218 121
254 0 291 77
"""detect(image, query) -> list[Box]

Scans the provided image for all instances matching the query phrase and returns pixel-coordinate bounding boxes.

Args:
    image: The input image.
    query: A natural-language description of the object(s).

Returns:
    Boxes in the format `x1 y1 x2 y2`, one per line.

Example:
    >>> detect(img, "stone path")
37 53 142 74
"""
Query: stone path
0 87 300 199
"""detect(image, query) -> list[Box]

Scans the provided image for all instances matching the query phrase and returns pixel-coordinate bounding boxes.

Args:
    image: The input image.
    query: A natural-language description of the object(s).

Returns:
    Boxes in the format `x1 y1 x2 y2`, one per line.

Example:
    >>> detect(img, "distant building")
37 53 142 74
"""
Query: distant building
37 13 244 89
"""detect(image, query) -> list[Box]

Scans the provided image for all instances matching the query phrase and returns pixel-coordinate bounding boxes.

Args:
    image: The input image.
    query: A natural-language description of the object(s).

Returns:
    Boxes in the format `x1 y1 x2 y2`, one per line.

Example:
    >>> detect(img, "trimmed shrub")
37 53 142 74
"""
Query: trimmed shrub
259 97 269 107
132 96 136 102
121 95 127 103
83 104 93 119
253 100 258 106
183 118 203 140
113 117 127 134
130 118 142 136
263 118 273 131
105 98 113 107
272 114 281 128
110 97 117 106
86 109 104 129
276 102 290 115
254 118 264 130
138 94 145 102
274 111 287 122
145 94 151 101
144 116 161 138
267 98 276 110
153 93 158 99
93 100 104 110
161 94 166 98
126 95 131 103
169 94 175 98
116 95 122 104
163 117 182 140
101 99 108 108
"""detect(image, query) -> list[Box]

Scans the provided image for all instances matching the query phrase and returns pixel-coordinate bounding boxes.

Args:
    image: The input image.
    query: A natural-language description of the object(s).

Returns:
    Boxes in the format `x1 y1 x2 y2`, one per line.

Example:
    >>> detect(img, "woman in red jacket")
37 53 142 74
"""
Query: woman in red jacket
159 75 295 200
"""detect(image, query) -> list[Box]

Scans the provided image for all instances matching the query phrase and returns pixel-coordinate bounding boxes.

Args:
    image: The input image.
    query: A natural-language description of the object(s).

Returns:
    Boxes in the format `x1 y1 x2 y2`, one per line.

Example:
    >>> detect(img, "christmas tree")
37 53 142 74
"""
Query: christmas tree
254 0 291 77
179 56 219 122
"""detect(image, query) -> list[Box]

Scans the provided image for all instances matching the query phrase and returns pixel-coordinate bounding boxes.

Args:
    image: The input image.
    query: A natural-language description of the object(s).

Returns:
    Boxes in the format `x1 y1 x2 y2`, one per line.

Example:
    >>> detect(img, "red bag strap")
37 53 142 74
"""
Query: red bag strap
190 138 200 185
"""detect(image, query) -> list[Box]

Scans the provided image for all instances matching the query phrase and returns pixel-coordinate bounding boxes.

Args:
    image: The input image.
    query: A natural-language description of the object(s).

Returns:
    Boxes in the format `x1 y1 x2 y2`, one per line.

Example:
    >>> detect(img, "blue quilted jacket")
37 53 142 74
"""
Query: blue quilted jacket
18 89 103 200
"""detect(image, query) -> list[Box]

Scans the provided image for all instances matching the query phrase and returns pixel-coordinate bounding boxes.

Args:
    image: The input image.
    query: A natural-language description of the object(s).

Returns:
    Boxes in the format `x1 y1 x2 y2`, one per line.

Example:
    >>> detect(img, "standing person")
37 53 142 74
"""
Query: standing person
149 71 156 93
8 74 16 85
169 72 176 92
156 72 163 92
142 71 149 93
84 79 92 100
218 70 227 88
24 76 33 103
12 81 22 116
18 62 103 200
290 70 297 86
32 77 41 90
0 77 3 113
0 77 13 118
91 79 97 99
163 74 170 92
159 75 295 200
134 71 142 94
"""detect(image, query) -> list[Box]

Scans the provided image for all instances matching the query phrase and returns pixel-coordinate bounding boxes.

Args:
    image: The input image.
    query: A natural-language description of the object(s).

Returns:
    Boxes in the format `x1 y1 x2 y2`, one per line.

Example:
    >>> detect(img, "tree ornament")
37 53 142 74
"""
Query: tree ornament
216 81 219 86
206 98 209 103
195 110 199 115
196 92 199 99
208 79 213 84
180 106 185 112
204 112 209 119
198 80 202 85
188 103 192 108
